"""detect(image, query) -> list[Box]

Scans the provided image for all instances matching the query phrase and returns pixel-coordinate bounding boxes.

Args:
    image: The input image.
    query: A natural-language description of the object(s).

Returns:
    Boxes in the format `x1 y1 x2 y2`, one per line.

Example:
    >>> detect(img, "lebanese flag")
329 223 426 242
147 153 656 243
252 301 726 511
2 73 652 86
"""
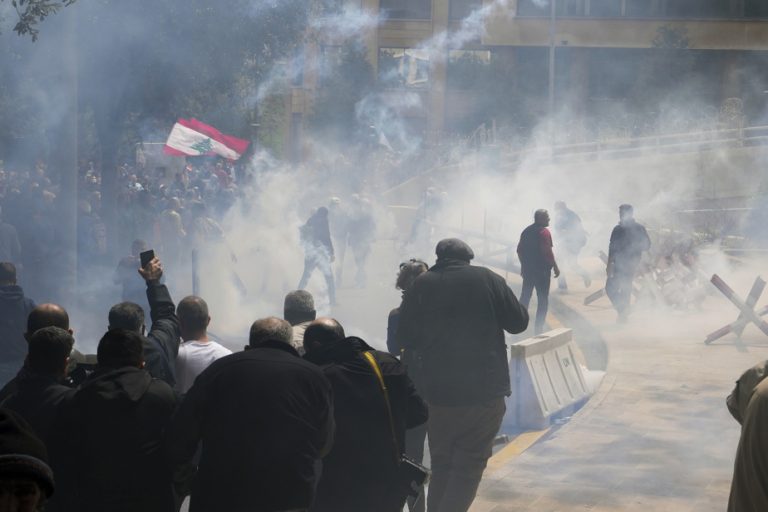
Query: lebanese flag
164 118 250 160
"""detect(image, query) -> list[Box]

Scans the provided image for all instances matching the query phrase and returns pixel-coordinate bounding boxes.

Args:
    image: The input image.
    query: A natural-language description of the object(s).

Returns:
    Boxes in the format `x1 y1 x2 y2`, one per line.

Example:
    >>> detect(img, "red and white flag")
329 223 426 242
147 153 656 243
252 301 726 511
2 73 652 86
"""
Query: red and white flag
164 118 250 160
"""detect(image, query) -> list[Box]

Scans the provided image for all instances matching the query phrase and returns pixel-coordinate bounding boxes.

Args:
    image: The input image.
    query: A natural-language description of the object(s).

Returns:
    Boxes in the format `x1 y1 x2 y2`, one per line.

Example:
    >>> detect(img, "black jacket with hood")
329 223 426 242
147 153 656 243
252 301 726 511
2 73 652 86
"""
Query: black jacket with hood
165 340 334 512
305 337 428 512
0 284 35 364
397 253 529 406
51 366 176 512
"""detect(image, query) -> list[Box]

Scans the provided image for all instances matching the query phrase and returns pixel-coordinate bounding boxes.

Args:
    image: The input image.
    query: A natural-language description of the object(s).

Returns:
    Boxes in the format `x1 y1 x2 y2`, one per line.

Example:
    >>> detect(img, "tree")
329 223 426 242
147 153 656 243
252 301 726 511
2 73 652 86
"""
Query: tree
308 41 374 144
3 0 75 41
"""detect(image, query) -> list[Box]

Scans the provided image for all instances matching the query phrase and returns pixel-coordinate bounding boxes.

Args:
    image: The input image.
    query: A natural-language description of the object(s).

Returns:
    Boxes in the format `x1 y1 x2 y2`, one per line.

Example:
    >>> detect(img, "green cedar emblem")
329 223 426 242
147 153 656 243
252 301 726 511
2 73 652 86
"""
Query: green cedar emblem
191 138 213 155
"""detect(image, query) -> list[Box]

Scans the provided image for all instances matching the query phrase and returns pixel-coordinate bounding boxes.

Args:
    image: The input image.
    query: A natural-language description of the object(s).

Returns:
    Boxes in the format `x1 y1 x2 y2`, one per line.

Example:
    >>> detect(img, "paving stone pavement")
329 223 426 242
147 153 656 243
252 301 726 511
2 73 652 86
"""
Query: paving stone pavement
470 269 768 512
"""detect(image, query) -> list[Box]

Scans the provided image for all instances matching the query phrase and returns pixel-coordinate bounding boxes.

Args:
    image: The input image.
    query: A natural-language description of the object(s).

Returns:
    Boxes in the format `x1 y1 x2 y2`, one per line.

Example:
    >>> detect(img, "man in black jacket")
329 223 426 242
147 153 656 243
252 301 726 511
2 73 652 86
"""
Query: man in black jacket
0 262 35 387
397 238 529 512
51 328 177 512
304 318 428 512
298 207 336 306
606 204 651 323
166 317 334 512
108 256 181 386
2 327 74 443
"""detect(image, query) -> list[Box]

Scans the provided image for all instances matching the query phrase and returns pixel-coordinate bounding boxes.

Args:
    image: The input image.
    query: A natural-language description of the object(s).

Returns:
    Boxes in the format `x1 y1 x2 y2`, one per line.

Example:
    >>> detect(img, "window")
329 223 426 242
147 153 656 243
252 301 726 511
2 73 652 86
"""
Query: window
380 0 431 20
557 0 586 16
378 48 430 88
318 46 343 87
517 0 549 16
447 50 491 88
589 0 621 17
746 0 768 17
449 0 482 20
317 0 343 15
624 0 655 17
664 0 730 18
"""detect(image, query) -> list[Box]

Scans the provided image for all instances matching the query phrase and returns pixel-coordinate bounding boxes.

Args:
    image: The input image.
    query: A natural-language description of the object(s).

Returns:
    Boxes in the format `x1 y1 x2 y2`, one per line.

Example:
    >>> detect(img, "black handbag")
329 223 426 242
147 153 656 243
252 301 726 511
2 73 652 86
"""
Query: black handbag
362 351 430 509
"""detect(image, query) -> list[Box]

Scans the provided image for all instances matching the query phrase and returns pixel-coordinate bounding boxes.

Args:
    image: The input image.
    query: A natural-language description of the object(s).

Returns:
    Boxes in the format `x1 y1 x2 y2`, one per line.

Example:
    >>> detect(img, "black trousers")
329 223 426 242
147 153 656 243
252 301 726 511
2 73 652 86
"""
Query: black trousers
520 272 551 334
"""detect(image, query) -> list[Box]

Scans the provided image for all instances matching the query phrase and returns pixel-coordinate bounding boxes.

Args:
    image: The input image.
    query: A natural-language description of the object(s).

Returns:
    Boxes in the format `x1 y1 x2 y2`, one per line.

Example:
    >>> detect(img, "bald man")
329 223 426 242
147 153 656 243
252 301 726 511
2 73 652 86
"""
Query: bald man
167 317 334 512
305 317 427 512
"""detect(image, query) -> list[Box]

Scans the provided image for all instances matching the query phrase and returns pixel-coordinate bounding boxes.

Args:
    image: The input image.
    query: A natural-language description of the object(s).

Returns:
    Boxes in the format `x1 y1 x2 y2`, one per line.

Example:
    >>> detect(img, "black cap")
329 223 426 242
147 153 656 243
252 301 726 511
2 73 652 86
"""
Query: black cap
0 409 54 497
435 238 475 262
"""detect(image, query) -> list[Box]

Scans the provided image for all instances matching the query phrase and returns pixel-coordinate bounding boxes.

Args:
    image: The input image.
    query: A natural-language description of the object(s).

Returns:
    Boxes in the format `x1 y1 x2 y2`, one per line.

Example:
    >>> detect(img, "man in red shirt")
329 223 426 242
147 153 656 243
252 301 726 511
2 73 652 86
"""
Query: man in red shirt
517 209 560 334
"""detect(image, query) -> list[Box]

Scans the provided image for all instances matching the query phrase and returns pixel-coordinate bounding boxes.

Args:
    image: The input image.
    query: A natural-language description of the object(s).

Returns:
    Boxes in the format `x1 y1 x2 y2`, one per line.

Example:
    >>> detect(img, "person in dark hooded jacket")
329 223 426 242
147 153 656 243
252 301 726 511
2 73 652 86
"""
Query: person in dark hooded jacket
0 263 35 387
396 238 528 512
304 318 428 512
51 328 176 512
298 207 336 306
2 327 74 444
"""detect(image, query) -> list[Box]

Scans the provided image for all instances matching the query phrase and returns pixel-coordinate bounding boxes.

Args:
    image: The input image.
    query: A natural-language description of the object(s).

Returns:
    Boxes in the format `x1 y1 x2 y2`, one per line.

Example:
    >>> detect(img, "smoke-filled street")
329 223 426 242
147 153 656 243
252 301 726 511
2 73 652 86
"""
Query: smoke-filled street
1 1 768 512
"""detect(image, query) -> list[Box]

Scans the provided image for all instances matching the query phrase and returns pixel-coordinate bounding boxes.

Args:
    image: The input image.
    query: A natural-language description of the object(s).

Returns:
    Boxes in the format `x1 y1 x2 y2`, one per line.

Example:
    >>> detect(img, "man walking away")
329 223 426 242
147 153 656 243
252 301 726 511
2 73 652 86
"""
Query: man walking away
397 238 529 512
52 329 177 512
107 256 181 386
174 296 231 395
166 317 334 512
0 263 35 387
517 209 560 334
553 201 591 292
284 290 317 355
304 318 428 512
298 207 336 306
606 204 651 323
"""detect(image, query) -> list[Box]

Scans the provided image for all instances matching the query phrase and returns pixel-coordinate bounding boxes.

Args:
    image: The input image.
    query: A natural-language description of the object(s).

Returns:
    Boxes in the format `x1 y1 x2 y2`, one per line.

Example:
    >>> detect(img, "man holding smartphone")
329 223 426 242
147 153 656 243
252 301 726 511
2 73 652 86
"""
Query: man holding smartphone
107 254 181 387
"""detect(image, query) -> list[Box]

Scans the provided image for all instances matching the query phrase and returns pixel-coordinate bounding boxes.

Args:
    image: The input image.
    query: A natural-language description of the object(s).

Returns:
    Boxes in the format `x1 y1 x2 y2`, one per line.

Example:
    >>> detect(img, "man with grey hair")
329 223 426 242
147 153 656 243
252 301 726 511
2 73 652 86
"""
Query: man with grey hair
166 316 334 512
284 290 317 354
398 238 528 512
517 209 560 334
174 295 231 394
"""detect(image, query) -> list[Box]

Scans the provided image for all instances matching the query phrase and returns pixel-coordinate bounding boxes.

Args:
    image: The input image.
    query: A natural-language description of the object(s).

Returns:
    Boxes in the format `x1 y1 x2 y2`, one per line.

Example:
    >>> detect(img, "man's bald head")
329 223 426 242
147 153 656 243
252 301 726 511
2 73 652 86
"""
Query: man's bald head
248 317 294 348
303 318 345 355
26 304 70 340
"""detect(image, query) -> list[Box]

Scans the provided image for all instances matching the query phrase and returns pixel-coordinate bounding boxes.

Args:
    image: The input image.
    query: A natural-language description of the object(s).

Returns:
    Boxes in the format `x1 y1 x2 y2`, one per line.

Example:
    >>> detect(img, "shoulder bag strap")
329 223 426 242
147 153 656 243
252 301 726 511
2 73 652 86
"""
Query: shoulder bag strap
362 351 401 464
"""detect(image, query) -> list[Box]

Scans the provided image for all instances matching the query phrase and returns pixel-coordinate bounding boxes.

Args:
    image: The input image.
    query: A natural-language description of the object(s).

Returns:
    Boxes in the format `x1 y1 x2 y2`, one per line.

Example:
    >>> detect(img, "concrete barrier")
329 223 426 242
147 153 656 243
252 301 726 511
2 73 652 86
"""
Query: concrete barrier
504 328 590 430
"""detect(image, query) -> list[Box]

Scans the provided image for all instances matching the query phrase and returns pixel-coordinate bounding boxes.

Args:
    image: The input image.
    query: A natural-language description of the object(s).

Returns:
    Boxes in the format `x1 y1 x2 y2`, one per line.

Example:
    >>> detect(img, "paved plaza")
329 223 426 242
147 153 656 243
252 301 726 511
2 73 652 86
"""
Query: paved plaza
470 266 768 512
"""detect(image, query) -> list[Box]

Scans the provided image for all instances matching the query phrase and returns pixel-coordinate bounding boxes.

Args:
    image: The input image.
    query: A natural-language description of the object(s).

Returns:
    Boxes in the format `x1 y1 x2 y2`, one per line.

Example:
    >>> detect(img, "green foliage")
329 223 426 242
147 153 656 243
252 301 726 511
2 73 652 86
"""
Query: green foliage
308 41 374 143
258 92 287 157
5 0 75 41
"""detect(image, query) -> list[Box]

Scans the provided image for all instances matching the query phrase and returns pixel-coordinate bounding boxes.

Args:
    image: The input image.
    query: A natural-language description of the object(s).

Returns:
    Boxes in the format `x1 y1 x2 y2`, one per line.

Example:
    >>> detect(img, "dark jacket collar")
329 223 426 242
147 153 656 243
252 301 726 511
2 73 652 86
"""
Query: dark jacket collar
82 366 152 403
249 339 301 357
303 336 373 366
432 258 470 270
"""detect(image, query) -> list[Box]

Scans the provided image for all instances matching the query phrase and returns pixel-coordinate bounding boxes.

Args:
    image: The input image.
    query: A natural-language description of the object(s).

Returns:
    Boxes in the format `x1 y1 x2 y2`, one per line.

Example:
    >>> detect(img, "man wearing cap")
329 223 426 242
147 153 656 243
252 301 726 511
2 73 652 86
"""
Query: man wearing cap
397 238 529 512
0 408 55 512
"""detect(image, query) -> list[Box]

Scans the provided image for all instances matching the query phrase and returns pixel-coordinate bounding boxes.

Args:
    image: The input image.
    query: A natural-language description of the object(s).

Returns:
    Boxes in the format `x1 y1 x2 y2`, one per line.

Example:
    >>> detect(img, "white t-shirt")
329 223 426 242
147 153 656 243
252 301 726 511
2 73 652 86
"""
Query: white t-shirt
175 339 232 394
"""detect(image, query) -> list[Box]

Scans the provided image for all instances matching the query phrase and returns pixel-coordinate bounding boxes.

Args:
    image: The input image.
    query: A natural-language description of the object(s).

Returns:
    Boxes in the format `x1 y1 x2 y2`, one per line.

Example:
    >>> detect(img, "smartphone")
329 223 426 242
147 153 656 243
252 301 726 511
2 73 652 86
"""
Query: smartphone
139 249 155 269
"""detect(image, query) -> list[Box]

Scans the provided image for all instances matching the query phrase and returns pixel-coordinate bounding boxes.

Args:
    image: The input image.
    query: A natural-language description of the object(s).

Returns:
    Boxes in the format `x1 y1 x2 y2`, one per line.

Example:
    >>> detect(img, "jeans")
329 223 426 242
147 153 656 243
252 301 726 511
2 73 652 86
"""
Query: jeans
426 398 506 512
298 247 336 305
606 266 636 315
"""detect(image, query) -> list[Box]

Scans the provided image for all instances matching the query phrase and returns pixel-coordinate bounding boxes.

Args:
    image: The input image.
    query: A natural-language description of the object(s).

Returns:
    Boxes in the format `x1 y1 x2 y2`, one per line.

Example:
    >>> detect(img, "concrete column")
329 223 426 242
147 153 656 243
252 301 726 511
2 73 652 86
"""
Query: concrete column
722 52 743 101
428 0 450 144
55 7 79 307
361 0 381 72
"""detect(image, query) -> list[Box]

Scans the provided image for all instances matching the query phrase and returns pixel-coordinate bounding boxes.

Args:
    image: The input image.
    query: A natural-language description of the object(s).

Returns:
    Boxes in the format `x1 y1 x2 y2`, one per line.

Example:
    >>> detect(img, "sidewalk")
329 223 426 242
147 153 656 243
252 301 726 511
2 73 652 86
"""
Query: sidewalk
470 270 768 511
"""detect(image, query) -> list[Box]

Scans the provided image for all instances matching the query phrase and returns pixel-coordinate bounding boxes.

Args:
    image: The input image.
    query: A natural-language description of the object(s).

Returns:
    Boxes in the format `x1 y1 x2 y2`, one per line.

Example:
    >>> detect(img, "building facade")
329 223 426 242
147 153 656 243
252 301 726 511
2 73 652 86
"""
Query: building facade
287 0 768 159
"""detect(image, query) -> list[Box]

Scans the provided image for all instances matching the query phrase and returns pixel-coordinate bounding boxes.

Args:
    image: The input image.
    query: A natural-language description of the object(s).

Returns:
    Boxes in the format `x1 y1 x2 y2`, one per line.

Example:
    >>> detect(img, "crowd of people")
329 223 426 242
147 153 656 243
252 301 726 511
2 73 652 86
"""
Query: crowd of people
0 157 248 306
0 230 533 512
